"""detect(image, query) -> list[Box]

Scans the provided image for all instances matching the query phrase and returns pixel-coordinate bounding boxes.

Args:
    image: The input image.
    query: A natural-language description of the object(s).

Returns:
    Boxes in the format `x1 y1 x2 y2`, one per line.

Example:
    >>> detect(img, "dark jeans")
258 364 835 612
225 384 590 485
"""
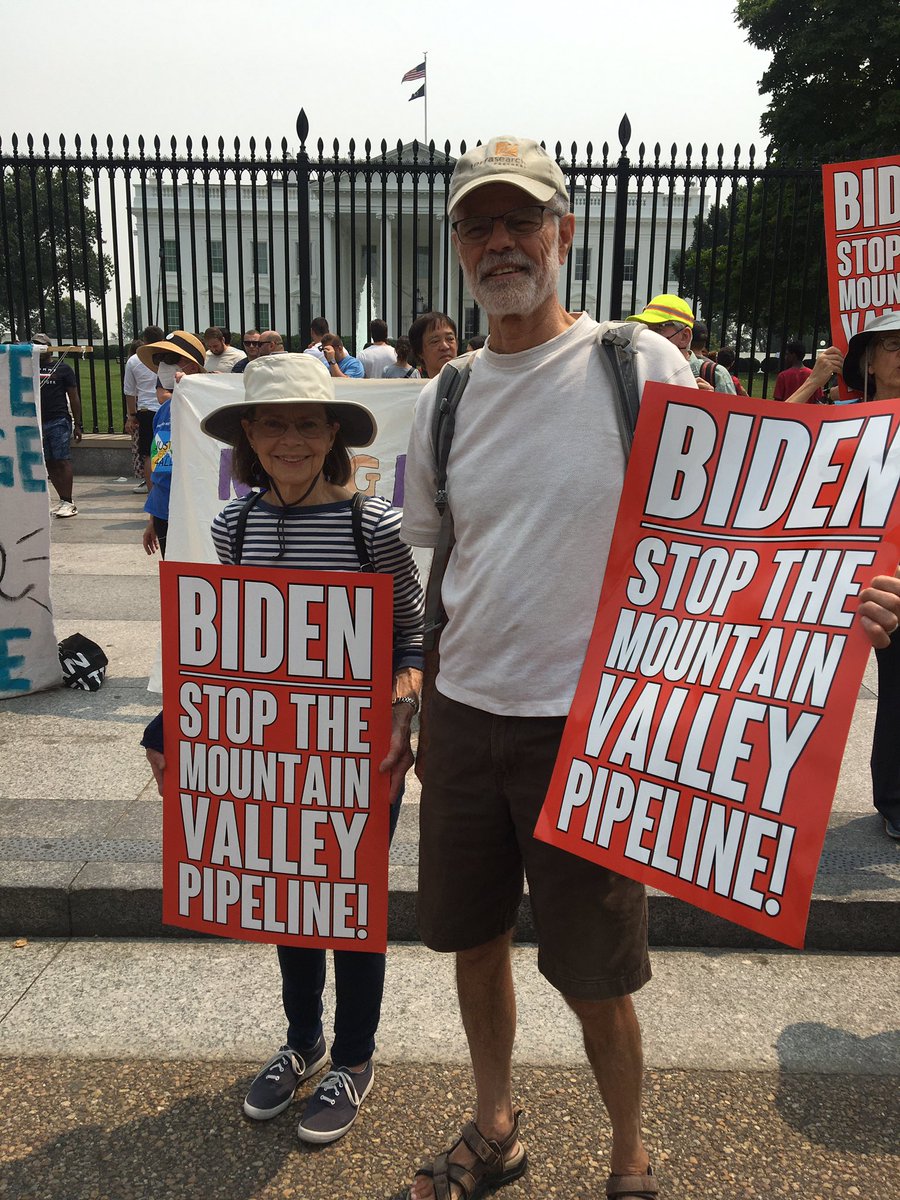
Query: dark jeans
872 634 900 825
277 794 402 1067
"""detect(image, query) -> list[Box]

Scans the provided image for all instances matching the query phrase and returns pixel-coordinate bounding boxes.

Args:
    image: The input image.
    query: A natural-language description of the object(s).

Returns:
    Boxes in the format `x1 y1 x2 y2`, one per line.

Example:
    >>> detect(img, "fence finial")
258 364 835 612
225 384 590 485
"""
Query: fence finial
296 110 309 146
617 114 631 154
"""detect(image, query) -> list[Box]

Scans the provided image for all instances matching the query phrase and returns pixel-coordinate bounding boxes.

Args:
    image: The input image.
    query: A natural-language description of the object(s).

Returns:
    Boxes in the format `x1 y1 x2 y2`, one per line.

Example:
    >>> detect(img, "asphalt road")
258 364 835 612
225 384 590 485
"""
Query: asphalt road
1 1059 897 1200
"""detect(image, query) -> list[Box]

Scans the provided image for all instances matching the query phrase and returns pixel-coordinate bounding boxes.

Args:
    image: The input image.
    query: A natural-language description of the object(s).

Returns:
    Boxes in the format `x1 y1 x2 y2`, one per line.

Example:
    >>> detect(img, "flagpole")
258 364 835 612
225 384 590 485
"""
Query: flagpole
423 51 428 145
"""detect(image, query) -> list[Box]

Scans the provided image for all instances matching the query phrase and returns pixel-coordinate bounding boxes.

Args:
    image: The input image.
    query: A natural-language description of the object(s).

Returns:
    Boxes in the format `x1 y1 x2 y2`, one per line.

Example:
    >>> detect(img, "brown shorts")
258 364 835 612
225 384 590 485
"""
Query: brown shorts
417 691 651 1001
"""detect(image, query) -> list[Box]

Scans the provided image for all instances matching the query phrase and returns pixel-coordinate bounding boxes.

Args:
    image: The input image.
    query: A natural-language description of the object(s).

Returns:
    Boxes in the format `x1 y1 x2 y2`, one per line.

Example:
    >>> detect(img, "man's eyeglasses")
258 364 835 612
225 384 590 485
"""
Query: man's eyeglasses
243 340 260 348
250 416 334 440
874 335 900 353
452 205 550 245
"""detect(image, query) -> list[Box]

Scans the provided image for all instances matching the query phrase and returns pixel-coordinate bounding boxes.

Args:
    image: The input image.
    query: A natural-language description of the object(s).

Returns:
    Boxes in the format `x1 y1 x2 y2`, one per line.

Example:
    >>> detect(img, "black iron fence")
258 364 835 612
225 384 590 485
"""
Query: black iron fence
1 112 828 431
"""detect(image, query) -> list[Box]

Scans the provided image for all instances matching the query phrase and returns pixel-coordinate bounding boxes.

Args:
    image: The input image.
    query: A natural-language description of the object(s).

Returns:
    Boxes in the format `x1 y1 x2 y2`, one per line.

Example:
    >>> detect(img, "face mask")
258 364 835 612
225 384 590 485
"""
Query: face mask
156 362 178 390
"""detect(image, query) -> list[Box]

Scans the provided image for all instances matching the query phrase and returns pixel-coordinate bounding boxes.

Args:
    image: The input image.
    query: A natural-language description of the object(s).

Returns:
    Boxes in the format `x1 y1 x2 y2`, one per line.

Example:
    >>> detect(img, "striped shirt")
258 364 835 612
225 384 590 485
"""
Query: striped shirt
211 494 424 671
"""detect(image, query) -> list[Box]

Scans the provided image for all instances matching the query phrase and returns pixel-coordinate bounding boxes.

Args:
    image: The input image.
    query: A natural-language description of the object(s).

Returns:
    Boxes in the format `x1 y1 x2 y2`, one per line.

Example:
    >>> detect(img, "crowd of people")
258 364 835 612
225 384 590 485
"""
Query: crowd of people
26 132 900 1200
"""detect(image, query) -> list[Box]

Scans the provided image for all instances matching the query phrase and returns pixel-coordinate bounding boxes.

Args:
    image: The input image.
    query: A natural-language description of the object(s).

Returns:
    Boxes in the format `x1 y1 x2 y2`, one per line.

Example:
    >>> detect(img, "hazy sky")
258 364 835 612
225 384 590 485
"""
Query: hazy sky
2 0 773 160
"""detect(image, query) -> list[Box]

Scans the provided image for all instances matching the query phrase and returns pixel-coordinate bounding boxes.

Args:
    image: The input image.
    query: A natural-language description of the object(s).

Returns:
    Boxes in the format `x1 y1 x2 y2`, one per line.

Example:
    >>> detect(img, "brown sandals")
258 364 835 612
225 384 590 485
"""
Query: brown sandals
410 1109 528 1199
605 1164 659 1198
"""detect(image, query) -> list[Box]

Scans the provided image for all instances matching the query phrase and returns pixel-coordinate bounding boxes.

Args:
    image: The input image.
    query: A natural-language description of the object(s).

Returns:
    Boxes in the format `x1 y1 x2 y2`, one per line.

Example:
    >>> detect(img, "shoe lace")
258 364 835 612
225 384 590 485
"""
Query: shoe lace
264 1048 302 1083
315 1068 361 1108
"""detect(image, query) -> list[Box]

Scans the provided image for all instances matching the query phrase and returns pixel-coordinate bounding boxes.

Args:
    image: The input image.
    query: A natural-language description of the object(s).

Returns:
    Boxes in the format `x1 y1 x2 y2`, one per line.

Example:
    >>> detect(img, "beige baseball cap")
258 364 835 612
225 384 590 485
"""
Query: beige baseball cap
448 136 567 214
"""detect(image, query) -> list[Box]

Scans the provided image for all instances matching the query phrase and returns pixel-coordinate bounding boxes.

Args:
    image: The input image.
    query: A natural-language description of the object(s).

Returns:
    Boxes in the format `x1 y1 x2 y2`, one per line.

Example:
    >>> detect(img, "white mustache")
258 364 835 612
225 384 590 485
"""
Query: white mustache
476 253 532 282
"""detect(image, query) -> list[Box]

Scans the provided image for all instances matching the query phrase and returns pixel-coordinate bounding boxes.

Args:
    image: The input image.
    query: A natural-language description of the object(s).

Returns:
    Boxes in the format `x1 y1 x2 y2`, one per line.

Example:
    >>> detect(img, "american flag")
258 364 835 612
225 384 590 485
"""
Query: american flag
401 61 426 83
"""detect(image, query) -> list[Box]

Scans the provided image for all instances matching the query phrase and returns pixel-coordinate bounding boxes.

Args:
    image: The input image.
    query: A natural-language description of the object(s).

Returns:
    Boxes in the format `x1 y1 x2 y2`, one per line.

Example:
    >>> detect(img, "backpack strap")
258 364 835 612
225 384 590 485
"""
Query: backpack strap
232 489 266 564
596 323 642 457
422 353 476 648
698 358 717 387
351 490 375 572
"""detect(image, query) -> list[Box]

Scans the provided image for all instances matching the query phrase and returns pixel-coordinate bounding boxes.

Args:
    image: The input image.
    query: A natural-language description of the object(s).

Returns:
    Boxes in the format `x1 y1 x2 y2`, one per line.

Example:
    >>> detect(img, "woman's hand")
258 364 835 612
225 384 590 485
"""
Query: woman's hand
145 748 166 795
858 566 900 648
142 518 159 556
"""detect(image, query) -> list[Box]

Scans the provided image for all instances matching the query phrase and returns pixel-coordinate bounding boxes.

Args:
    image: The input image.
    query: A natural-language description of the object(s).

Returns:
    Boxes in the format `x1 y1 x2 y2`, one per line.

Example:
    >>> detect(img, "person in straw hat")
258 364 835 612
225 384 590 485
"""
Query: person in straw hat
144 352 424 1143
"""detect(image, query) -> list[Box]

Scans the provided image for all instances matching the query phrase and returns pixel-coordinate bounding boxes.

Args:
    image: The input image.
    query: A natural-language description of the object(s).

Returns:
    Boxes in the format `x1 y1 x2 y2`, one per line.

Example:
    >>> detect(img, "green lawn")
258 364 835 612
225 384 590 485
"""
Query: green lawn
71 358 125 433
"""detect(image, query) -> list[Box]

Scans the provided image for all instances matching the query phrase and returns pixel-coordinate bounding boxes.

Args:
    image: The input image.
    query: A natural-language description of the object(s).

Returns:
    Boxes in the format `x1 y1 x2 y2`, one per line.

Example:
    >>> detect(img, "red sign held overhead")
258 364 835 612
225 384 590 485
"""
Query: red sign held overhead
160 562 394 953
535 384 900 948
822 154 900 399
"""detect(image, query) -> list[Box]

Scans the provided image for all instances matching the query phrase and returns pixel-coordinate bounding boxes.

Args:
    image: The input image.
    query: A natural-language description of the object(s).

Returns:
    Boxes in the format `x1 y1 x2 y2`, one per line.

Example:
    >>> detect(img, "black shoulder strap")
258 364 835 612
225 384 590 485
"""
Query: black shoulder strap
351 491 375 572
431 354 476 516
232 489 267 564
598 324 641 458
422 354 476 648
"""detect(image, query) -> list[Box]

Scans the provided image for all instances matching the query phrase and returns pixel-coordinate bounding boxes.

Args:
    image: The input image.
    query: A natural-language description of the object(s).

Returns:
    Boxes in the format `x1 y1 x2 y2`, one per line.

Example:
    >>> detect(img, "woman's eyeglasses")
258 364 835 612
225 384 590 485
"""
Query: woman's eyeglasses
250 416 334 440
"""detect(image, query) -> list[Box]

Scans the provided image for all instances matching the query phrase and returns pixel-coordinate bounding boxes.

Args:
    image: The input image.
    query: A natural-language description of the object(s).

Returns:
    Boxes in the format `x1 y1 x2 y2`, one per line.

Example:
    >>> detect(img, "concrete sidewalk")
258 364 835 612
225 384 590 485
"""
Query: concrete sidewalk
1 476 899 947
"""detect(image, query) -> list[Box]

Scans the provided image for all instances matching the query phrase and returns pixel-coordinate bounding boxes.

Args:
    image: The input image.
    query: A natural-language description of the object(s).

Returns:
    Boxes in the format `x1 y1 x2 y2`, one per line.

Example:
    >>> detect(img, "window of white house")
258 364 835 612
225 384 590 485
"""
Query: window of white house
464 306 480 340
575 247 591 282
255 302 270 329
623 248 635 282
163 240 178 273
165 300 181 328
210 241 224 273
253 241 269 274
210 302 226 328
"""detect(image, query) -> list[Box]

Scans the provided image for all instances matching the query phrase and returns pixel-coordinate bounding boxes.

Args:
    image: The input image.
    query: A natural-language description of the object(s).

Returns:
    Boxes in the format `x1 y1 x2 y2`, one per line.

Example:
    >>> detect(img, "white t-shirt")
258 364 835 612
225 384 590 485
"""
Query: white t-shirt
123 353 160 412
205 346 246 373
401 312 697 716
358 342 397 379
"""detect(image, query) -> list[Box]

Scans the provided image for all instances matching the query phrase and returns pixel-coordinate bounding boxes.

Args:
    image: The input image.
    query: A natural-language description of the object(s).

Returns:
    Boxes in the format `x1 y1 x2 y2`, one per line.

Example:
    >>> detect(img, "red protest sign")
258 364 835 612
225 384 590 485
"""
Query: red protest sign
822 155 900 399
160 562 394 952
535 384 900 948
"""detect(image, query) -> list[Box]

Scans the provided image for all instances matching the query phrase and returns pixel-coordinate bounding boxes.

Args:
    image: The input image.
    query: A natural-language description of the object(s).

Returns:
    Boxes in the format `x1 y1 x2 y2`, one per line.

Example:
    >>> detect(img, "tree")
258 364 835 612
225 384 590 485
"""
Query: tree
41 300 102 342
675 0 899 354
0 167 112 339
735 0 900 163
673 176 829 352
118 298 142 344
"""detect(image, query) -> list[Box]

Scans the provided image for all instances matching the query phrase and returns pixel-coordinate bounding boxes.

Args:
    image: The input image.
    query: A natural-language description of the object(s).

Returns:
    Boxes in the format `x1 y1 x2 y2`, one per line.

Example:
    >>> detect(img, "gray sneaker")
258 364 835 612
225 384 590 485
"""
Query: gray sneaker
243 1037 328 1120
296 1060 374 1144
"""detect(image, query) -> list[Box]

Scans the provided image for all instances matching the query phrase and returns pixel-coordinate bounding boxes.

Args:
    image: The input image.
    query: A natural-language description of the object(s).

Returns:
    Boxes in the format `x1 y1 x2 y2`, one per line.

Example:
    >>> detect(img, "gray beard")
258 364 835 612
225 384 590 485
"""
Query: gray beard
464 240 561 318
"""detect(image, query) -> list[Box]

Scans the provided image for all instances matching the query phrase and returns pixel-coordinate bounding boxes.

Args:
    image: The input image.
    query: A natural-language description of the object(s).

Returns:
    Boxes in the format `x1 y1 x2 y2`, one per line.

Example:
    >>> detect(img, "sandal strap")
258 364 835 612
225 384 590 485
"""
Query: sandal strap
606 1166 658 1199
413 1110 526 1200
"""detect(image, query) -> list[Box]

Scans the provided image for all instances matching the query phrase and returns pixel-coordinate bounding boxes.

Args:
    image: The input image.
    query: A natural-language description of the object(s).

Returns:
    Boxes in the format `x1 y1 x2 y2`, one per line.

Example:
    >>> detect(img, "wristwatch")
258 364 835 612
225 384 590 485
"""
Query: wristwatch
392 694 419 714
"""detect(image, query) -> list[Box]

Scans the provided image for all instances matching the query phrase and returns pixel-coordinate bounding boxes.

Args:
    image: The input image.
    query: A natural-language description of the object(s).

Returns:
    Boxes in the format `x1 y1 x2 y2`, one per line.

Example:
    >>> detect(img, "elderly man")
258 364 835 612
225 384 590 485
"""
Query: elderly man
400 140 900 1200
400 138 698 1200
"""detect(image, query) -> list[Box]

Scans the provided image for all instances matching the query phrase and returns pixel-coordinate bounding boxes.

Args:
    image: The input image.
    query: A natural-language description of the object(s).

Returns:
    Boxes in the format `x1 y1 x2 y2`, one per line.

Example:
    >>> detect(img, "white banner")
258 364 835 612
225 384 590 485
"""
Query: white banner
0 345 61 698
147 373 427 691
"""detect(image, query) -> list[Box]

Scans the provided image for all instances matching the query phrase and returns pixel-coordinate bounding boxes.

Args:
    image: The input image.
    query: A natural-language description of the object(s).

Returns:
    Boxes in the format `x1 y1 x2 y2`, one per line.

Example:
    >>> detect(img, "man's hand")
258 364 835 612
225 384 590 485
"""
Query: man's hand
858 566 900 648
379 667 423 802
72 423 83 443
125 413 139 434
145 748 166 795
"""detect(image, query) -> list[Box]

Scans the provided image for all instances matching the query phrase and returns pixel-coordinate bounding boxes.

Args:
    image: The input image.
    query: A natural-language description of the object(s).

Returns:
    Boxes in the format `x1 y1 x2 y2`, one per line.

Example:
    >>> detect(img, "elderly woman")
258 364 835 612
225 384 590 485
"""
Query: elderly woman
408 311 459 379
143 353 424 1142
136 330 207 557
843 313 900 839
